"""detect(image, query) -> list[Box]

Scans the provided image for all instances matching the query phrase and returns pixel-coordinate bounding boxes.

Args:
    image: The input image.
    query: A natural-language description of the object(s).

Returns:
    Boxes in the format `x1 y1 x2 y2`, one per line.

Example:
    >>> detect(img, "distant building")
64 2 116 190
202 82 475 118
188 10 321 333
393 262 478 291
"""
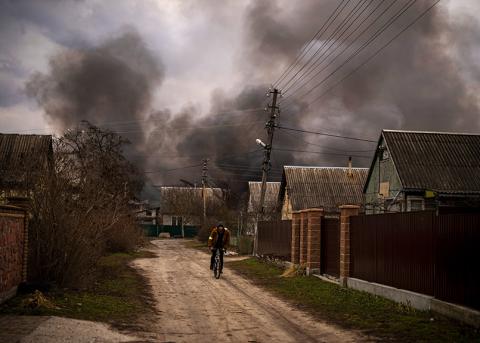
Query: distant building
129 199 158 225
0 133 53 203
279 165 368 219
364 130 480 214
158 186 225 227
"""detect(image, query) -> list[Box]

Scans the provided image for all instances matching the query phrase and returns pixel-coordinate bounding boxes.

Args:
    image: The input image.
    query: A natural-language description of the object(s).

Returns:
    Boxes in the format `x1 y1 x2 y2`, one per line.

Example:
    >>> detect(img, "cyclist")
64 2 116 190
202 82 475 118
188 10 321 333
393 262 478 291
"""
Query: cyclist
208 223 230 273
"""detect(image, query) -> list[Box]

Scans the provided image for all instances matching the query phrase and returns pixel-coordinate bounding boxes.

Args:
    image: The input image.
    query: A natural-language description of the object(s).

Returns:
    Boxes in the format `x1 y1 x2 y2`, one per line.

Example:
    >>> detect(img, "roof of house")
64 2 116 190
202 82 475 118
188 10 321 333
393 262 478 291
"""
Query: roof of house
247 181 281 213
0 134 53 185
374 130 480 194
280 166 368 212
0 134 53 169
158 186 225 214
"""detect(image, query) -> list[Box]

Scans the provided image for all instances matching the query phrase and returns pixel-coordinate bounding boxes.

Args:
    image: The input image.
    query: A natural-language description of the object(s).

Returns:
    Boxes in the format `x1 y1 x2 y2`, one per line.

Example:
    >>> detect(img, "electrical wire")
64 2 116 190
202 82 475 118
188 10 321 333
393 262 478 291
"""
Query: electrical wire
278 126 377 152
143 163 203 174
273 0 351 87
279 0 367 91
273 148 372 159
282 0 421 110
282 0 394 97
4 107 266 134
301 0 441 109
276 125 377 142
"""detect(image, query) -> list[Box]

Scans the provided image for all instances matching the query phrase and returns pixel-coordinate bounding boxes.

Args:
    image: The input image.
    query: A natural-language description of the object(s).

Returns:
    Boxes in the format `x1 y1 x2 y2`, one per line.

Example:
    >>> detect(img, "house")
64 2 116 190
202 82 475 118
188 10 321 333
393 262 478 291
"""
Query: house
279 164 368 219
0 133 53 203
364 130 480 214
129 199 158 225
247 181 281 216
158 186 225 227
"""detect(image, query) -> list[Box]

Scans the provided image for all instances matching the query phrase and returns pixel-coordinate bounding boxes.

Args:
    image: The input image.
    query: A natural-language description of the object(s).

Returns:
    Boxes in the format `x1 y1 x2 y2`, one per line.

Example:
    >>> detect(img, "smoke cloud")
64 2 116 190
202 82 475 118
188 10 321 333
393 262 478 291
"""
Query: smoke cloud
25 1 480 199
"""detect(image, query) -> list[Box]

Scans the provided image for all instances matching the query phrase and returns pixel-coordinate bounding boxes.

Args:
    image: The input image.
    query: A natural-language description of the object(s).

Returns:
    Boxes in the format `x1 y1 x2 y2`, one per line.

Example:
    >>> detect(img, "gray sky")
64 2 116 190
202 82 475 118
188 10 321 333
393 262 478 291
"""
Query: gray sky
1 0 480 186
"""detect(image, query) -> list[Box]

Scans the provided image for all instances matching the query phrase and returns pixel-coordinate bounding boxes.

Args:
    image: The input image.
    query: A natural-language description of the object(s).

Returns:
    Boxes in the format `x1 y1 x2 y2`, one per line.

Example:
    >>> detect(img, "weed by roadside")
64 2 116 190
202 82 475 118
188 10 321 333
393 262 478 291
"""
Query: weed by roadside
0 250 157 330
228 258 480 342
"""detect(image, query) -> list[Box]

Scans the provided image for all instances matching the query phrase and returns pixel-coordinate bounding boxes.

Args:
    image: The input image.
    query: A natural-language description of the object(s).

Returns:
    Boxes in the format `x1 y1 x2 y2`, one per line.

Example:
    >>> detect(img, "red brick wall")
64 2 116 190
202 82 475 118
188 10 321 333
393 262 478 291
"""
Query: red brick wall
0 208 26 302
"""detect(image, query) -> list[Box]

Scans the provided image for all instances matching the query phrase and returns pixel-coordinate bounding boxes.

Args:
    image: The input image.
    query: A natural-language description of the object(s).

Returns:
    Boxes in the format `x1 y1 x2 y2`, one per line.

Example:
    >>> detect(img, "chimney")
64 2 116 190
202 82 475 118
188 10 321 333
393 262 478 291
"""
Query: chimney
348 156 352 177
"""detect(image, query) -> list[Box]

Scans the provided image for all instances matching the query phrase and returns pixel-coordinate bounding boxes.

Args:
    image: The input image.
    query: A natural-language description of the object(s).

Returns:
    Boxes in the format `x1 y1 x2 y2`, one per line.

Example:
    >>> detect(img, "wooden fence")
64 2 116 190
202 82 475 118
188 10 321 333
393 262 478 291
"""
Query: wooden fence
350 211 480 310
257 220 292 260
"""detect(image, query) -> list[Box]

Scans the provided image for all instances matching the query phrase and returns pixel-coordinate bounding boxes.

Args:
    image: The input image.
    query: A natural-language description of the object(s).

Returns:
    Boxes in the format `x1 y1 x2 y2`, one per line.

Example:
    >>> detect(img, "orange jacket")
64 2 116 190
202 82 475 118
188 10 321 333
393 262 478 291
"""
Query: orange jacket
208 227 230 249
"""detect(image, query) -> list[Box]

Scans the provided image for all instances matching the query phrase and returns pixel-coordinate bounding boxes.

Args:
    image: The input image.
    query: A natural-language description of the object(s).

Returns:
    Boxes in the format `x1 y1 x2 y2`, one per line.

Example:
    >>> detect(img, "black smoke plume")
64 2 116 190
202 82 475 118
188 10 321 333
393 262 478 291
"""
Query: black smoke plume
27 1 480 199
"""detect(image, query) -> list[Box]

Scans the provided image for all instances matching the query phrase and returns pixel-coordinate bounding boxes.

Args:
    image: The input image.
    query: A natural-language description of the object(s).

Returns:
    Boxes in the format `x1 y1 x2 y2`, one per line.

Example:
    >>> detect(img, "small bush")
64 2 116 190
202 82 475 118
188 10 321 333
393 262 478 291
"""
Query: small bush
105 218 144 253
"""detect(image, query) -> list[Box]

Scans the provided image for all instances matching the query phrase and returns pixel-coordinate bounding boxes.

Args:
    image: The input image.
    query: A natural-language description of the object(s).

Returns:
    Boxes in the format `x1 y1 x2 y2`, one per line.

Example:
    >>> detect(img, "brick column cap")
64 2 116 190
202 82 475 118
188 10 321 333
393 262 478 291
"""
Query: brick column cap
339 204 360 209
306 207 324 213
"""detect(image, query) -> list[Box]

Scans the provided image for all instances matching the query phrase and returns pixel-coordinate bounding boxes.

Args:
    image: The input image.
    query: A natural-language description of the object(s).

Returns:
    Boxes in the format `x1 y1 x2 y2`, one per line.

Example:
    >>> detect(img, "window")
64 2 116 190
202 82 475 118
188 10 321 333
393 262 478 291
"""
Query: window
172 216 183 226
408 197 424 212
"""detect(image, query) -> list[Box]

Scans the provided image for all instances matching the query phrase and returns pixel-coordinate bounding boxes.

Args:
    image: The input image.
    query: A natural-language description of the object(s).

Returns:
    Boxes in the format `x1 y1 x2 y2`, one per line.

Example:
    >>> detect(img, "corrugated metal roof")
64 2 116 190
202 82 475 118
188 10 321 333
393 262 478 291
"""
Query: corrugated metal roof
281 166 368 212
383 130 480 194
247 181 281 213
159 186 225 214
0 134 53 182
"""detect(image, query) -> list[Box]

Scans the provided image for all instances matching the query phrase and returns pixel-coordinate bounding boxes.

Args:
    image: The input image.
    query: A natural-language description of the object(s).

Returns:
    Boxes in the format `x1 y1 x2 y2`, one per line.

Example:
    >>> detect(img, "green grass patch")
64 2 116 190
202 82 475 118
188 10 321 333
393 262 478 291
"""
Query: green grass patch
0 250 157 327
228 258 480 342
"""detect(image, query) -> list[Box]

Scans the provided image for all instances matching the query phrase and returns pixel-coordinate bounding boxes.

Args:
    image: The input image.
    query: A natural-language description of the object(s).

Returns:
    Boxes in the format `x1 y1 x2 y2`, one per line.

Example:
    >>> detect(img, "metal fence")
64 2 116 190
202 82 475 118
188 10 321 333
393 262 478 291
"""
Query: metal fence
321 217 340 277
350 211 480 310
141 224 198 238
257 220 292 260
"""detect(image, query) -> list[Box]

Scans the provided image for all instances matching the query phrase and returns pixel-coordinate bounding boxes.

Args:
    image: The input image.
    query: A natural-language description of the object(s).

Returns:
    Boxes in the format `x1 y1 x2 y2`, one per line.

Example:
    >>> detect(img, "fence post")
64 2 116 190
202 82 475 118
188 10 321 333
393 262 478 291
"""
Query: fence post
291 211 301 264
339 205 360 287
306 208 323 276
299 210 308 266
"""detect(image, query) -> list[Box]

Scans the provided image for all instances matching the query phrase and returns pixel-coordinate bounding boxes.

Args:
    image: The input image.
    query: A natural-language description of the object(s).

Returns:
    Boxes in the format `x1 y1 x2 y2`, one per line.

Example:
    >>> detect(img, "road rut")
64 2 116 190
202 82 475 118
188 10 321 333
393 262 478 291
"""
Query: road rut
132 240 364 343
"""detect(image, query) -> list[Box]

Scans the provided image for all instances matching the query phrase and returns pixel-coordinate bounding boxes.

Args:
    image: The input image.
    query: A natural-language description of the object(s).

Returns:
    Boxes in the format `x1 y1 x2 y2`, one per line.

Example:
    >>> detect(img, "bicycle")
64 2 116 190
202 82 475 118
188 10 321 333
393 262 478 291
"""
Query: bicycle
212 248 224 279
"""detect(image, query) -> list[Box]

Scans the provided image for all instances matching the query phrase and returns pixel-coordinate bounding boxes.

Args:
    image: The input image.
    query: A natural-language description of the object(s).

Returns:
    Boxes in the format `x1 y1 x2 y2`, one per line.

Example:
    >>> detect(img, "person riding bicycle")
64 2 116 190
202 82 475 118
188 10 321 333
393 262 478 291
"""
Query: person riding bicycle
208 223 230 273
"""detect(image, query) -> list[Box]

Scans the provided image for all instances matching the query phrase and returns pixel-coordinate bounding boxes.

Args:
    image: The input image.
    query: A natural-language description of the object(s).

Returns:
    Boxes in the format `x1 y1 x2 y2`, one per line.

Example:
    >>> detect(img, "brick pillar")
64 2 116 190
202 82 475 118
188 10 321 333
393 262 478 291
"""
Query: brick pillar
339 205 360 286
306 208 323 276
291 211 301 264
299 210 308 265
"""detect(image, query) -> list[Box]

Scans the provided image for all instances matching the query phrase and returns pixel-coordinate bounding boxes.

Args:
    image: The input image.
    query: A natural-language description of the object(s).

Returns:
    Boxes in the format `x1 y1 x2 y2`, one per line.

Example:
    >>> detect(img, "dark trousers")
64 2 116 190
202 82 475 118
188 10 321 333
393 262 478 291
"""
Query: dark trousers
210 248 224 271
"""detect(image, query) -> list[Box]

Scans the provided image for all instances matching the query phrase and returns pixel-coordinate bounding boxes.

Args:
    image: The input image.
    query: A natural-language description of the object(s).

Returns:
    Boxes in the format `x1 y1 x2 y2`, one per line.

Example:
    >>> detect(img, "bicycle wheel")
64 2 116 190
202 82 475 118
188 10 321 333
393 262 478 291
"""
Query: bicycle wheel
214 252 221 279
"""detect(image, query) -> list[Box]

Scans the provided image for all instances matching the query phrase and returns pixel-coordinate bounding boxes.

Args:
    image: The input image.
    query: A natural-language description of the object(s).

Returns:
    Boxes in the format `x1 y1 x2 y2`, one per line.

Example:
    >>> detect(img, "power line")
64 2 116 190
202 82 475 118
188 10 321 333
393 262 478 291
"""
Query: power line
273 0 351 87
278 126 376 152
143 163 203 174
302 0 441 109
3 107 265 134
280 0 374 92
279 0 367 91
282 0 393 97
282 0 422 110
276 125 377 143
273 148 372 159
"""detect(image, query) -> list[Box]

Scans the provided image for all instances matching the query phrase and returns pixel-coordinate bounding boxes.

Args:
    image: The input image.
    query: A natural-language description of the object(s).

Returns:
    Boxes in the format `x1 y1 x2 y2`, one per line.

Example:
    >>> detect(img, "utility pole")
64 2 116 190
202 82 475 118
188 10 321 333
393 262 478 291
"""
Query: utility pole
254 88 280 255
259 88 280 214
202 158 208 223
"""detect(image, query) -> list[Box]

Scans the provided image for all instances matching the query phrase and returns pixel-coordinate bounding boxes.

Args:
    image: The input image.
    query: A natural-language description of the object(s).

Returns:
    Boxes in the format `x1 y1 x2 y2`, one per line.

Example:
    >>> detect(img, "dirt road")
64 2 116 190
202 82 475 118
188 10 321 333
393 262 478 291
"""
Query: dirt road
133 240 364 343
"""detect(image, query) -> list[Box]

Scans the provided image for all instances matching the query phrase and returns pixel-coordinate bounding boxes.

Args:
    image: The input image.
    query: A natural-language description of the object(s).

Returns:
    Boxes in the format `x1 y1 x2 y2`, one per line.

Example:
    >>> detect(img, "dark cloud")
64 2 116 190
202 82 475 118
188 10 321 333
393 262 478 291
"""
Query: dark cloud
240 0 480 169
20 0 480 198
26 28 164 164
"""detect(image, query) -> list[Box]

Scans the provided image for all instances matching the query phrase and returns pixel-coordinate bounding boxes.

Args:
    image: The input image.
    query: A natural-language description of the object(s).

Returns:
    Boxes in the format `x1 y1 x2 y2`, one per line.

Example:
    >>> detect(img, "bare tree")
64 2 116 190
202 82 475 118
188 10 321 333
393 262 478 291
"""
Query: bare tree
26 122 144 286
